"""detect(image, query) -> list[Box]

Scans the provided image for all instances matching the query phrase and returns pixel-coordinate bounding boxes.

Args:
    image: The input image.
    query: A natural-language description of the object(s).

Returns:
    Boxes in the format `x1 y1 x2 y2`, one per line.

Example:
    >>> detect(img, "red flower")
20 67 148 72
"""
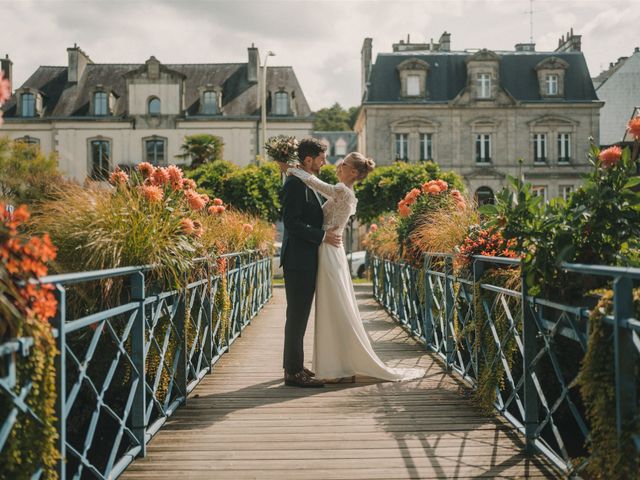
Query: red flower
598 146 622 169
370 224 378 232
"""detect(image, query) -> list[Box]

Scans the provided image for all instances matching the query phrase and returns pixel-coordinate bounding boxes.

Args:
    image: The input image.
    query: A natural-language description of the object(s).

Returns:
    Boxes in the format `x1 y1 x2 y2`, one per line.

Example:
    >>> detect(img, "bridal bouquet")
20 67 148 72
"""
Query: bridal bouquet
264 135 299 165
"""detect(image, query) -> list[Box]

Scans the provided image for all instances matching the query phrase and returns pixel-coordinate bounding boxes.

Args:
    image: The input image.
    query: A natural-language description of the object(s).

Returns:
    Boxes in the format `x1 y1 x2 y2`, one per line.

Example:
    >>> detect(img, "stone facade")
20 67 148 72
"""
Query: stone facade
355 31 602 202
0 46 313 181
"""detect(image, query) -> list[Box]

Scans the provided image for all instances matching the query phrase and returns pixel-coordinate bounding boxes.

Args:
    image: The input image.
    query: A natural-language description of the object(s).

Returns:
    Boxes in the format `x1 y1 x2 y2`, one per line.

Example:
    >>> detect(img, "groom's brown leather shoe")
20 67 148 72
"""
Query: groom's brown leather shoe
284 370 324 388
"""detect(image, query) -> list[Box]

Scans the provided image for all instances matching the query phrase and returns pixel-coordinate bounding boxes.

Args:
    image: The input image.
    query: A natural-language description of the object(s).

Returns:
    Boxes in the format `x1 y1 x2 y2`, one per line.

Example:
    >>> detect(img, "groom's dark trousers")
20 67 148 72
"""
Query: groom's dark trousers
280 174 324 374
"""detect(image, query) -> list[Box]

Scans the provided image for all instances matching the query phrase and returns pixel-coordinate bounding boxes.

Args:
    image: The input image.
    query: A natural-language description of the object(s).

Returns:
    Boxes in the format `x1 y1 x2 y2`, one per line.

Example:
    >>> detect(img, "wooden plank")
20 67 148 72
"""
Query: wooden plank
120 284 560 480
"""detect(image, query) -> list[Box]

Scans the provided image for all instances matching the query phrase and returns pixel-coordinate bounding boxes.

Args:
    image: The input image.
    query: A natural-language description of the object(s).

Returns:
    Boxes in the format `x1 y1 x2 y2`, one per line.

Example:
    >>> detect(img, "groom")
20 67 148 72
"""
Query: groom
280 138 342 388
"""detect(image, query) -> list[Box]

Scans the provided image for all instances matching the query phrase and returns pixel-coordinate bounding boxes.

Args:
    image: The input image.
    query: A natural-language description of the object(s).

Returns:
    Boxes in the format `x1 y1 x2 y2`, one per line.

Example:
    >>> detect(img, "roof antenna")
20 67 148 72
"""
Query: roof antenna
526 0 535 44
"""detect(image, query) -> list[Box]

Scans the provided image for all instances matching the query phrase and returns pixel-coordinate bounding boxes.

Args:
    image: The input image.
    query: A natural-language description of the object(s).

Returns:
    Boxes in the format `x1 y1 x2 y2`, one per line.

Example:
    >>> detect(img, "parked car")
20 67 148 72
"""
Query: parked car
272 241 283 278
347 250 367 279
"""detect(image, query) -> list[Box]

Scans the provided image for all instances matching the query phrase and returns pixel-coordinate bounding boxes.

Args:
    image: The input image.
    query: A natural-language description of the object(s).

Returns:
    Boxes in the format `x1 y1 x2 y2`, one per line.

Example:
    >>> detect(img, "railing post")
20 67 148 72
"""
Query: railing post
176 286 188 404
444 256 454 370
130 271 147 457
423 254 433 348
521 261 539 454
472 259 485 382
53 284 67 480
204 262 213 368
612 276 636 447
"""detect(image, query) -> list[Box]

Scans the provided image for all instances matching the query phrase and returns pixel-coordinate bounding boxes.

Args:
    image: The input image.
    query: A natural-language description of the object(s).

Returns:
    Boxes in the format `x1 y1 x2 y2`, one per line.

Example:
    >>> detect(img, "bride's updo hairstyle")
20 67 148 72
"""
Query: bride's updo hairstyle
345 152 375 180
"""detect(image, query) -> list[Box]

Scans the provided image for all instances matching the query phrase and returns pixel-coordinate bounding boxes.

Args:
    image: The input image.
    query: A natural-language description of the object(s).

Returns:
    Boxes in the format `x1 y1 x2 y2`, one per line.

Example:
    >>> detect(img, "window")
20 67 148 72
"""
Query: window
90 140 111 180
148 97 161 115
558 133 571 163
420 133 433 161
406 75 420 96
475 186 495 206
145 138 165 165
335 138 347 156
532 185 547 202
533 134 547 163
545 74 558 96
21 93 35 117
476 73 491 99
395 133 408 161
94 92 108 116
17 136 40 145
475 134 491 163
203 91 217 115
560 185 574 201
274 92 288 115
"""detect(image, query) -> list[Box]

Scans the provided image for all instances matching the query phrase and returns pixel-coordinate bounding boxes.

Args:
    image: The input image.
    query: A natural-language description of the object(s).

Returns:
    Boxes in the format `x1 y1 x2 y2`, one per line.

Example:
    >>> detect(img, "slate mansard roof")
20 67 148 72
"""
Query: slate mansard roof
2 62 312 119
365 50 599 104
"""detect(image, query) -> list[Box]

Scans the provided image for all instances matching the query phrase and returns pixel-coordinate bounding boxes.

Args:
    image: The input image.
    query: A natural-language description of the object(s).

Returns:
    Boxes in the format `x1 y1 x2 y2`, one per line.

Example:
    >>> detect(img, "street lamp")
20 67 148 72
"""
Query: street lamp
260 50 276 162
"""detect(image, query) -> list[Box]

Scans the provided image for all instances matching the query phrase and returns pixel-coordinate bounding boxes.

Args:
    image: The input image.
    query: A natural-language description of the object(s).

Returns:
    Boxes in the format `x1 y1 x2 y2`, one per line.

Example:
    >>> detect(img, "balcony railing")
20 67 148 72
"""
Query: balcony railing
371 253 639 474
1 251 272 479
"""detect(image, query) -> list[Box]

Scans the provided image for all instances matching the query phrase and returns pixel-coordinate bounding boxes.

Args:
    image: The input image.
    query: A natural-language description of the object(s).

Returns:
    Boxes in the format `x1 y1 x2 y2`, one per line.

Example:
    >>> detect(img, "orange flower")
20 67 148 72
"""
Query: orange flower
180 218 195 235
213 198 224 206
598 146 622 169
183 178 197 190
370 224 378 232
167 165 184 190
0 70 10 104
138 185 164 203
152 167 171 186
108 168 129 186
184 189 207 210
434 179 448 191
208 205 225 215
398 200 411 217
243 223 254 233
137 162 155 179
627 117 640 140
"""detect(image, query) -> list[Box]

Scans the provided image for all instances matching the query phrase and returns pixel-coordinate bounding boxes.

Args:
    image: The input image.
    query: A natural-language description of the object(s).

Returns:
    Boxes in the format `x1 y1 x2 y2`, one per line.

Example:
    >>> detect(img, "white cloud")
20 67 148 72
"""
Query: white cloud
1 0 639 110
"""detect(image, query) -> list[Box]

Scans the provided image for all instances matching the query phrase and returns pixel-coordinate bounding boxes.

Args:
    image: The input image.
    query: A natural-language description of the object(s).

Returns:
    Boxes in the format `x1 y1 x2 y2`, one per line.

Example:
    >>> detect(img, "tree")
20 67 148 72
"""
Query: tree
177 134 224 167
354 162 465 223
313 103 357 131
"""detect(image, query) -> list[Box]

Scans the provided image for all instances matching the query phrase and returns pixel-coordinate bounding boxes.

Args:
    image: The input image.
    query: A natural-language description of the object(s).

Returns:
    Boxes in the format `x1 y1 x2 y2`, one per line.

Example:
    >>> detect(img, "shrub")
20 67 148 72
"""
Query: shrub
221 163 282 222
186 160 238 198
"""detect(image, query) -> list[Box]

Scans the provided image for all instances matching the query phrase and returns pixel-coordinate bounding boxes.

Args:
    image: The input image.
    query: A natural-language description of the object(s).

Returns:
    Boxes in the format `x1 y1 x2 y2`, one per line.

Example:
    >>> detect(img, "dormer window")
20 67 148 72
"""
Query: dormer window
94 91 108 116
21 93 35 117
545 75 558 95
148 97 161 115
274 91 288 115
203 91 217 114
476 73 491 99
396 58 429 99
535 57 568 98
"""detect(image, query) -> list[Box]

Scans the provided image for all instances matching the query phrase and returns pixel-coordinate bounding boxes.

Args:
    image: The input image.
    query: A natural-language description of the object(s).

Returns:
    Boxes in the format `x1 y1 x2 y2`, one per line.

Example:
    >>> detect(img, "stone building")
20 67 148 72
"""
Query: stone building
355 30 602 202
0 45 313 180
593 47 640 145
313 131 358 164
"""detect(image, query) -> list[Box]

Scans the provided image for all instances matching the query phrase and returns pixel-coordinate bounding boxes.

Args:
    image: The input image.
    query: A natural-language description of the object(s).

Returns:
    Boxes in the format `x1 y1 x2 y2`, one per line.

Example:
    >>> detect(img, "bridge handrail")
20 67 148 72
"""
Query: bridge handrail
1 250 273 480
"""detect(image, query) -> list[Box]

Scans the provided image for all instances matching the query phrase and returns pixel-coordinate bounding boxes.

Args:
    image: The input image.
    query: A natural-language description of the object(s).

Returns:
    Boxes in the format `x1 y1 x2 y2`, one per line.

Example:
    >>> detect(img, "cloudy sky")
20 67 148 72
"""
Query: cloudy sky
1 0 638 111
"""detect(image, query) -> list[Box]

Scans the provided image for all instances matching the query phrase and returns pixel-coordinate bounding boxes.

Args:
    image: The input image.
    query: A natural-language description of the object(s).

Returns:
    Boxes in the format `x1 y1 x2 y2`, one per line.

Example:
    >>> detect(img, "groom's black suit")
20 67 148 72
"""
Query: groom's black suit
280 174 324 374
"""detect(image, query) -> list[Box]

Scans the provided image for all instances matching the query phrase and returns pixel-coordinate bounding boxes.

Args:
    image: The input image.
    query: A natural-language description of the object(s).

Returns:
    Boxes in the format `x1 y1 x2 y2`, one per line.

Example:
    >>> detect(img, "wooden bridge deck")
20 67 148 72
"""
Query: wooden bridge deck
122 284 559 479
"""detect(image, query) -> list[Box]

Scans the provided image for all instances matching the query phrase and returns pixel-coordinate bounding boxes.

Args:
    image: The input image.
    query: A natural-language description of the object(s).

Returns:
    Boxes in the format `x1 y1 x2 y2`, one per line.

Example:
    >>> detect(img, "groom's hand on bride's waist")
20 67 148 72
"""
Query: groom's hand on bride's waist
323 228 342 248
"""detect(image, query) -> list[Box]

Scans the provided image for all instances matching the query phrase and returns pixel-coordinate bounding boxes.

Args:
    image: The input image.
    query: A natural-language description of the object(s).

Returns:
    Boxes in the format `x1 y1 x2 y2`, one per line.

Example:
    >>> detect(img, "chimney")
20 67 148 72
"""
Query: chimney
361 37 373 99
555 27 581 52
67 44 93 83
1 54 12 87
439 31 451 52
247 44 259 83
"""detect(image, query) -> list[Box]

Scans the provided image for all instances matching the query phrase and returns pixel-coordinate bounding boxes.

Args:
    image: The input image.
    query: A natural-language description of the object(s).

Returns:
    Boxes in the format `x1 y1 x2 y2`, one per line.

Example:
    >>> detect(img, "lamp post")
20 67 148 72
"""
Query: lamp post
260 50 276 163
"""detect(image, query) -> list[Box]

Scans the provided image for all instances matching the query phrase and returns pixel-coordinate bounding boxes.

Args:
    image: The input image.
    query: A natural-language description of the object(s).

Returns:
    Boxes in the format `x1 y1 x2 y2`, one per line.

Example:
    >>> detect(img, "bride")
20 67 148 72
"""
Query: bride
285 153 424 383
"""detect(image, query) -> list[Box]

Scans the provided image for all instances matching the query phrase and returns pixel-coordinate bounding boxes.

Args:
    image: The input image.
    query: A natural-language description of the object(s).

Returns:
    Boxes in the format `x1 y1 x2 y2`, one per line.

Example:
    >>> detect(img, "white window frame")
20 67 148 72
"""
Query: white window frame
420 133 433 161
560 185 574 201
21 93 35 117
533 133 548 163
274 91 289 115
202 91 217 115
335 138 347 156
406 75 420 96
546 74 559 96
558 133 571 163
395 133 408 161
475 133 492 163
476 73 491 99
532 185 548 202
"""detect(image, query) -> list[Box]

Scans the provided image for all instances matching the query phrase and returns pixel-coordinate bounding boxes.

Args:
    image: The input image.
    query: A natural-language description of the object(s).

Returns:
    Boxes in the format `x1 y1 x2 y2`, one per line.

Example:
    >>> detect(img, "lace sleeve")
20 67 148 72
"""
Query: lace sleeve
287 168 338 199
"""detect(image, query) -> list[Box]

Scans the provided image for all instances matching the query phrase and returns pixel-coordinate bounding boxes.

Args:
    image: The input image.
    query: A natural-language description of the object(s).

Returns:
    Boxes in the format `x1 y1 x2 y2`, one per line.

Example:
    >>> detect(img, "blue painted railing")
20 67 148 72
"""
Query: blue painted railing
1 251 272 479
371 253 639 475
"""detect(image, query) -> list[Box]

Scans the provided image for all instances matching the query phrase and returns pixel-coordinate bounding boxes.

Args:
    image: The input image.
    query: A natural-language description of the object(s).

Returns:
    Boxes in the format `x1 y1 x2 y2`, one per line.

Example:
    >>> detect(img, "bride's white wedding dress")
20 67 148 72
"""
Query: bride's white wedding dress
288 168 425 382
